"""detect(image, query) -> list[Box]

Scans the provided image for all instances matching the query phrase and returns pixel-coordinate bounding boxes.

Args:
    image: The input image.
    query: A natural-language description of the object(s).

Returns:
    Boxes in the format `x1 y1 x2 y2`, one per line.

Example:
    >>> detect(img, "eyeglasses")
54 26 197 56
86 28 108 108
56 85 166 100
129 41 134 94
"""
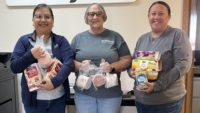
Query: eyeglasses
34 14 52 20
87 11 103 17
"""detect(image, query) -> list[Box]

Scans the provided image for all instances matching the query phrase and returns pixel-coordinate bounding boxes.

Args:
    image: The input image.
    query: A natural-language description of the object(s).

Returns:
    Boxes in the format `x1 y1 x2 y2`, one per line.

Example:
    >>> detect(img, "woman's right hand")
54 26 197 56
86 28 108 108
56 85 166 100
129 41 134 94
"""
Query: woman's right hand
79 60 91 70
74 60 91 71
81 60 91 66
128 68 136 79
31 46 46 59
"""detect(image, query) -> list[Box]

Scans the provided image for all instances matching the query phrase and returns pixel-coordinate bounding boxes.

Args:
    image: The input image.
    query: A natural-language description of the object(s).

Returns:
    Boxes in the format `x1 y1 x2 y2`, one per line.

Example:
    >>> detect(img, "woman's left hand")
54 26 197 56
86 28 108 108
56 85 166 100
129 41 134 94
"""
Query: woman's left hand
137 82 155 93
100 62 112 73
39 78 54 90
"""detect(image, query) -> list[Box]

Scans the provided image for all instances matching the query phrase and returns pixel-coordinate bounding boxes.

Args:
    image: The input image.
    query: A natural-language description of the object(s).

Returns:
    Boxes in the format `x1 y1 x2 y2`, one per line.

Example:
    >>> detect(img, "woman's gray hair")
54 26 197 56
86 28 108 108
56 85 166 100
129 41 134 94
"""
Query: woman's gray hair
84 3 107 24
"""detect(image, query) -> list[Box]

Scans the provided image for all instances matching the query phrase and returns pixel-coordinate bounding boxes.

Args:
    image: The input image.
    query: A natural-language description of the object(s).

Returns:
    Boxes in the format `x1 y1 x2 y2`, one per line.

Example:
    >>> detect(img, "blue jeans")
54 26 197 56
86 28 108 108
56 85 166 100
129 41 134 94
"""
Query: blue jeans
74 92 122 113
135 97 184 113
24 95 66 113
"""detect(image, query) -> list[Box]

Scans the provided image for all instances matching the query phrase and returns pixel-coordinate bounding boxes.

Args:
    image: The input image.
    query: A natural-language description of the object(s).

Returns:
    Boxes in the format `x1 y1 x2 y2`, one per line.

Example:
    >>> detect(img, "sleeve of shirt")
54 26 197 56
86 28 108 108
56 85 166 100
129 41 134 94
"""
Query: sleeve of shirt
154 30 192 92
70 34 78 54
114 32 131 57
51 36 74 87
10 36 37 74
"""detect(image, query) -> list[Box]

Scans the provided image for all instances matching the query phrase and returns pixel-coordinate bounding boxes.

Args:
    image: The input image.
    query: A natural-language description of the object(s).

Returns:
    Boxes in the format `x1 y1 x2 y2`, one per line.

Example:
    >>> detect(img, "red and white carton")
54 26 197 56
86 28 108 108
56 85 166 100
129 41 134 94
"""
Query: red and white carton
24 63 42 92
45 58 62 79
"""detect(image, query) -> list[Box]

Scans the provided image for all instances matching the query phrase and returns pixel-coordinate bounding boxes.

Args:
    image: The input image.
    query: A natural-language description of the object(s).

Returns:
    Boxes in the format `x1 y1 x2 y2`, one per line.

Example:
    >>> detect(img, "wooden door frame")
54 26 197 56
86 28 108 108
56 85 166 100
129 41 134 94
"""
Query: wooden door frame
182 0 190 33
182 0 195 113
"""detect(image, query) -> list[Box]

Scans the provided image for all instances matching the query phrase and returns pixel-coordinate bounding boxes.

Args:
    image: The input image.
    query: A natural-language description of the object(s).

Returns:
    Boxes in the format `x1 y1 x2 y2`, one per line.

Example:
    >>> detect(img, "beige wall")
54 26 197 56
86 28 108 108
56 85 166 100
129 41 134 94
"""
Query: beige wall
0 0 183 52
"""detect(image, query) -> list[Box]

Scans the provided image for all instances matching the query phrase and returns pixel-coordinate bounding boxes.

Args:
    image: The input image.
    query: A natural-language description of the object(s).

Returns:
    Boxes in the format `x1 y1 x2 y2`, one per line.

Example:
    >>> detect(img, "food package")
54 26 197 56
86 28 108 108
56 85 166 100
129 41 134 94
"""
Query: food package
76 74 92 90
92 73 106 88
131 51 162 81
135 71 148 90
135 51 161 61
76 62 97 90
24 58 62 92
45 58 62 79
24 63 42 92
38 51 53 68
105 73 118 88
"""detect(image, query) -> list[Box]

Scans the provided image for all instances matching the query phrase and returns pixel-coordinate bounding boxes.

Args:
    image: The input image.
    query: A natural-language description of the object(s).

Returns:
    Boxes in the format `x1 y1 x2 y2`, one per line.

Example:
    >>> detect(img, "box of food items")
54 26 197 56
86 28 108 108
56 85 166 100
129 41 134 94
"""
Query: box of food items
131 51 162 89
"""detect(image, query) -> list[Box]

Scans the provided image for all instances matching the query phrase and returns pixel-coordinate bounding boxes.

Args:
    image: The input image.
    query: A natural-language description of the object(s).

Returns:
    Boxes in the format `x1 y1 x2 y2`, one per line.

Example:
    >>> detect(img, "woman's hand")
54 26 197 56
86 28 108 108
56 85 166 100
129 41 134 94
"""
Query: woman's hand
136 82 155 93
100 61 112 73
39 78 54 90
74 60 91 71
79 60 91 71
127 68 137 79
81 60 91 67
31 46 46 59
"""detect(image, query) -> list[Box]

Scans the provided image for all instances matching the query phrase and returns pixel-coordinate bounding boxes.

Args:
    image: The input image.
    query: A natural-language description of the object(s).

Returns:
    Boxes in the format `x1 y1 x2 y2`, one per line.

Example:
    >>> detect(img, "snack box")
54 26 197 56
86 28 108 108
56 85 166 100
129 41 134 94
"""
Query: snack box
24 63 42 92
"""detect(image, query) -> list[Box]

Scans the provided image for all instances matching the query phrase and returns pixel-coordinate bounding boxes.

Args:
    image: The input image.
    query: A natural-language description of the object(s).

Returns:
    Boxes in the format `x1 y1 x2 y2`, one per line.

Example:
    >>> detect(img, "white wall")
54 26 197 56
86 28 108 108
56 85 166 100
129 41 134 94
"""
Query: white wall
1 0 183 113
0 0 183 52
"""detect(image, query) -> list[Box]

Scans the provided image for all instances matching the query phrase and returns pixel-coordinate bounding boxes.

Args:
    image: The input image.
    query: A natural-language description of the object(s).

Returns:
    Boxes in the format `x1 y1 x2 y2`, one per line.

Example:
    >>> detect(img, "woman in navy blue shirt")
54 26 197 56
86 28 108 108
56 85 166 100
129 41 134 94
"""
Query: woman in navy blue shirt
10 4 74 113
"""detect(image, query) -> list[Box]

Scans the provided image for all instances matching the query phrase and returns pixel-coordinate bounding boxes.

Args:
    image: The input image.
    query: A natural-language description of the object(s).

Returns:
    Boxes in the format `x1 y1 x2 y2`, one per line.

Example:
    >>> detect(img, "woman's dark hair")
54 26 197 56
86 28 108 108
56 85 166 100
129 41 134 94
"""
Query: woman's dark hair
148 1 171 16
84 3 107 24
32 3 54 20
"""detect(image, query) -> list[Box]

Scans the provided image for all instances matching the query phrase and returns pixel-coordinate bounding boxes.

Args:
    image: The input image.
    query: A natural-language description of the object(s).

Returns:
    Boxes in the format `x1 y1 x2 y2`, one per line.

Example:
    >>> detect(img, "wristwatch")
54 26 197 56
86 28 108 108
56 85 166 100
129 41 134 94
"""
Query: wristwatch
111 66 115 73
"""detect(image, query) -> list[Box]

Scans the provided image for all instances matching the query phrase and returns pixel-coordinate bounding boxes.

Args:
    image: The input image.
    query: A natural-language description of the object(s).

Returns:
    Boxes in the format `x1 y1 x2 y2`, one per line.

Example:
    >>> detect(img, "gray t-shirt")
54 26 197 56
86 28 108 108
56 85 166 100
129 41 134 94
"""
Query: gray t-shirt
134 26 192 105
71 29 130 98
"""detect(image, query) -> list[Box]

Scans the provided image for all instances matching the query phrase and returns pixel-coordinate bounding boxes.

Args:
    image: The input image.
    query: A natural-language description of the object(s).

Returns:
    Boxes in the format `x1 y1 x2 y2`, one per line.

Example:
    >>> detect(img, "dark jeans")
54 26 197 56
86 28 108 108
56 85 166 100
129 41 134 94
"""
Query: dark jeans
135 97 184 113
24 95 66 113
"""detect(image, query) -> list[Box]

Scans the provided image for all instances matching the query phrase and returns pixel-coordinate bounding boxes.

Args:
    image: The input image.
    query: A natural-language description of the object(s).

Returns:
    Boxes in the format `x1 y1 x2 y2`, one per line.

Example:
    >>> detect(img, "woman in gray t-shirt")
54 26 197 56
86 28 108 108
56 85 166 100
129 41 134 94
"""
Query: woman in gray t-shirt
71 3 131 113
